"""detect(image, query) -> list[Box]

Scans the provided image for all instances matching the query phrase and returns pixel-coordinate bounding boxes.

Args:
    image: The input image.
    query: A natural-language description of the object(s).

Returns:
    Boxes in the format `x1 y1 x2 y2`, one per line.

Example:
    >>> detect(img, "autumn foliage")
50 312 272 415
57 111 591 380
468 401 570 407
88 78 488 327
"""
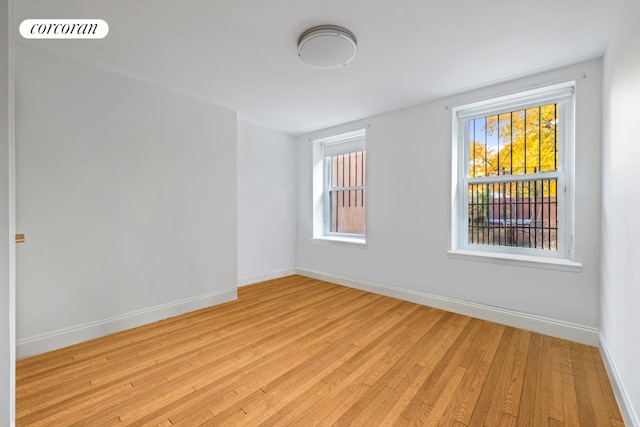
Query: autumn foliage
469 104 558 178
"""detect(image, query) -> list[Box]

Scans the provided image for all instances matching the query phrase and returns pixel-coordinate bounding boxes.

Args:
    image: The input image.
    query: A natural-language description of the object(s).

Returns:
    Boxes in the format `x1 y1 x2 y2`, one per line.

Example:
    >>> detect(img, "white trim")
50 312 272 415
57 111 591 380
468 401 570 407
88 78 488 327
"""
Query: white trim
599 335 640 427
16 288 237 359
447 249 582 272
467 172 561 184
296 267 598 346
307 123 369 142
311 236 368 248
455 82 574 119
319 128 365 156
237 268 297 287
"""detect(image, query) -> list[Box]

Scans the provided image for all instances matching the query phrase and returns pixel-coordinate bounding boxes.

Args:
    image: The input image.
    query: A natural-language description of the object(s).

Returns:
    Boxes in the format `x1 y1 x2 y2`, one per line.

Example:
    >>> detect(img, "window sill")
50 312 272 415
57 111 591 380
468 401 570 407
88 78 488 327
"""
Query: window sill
312 236 368 249
447 249 582 272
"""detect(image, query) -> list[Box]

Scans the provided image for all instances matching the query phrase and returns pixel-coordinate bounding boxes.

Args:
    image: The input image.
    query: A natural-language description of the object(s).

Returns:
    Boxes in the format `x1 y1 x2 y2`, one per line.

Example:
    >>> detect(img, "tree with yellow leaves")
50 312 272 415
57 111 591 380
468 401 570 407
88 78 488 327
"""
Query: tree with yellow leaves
469 103 558 196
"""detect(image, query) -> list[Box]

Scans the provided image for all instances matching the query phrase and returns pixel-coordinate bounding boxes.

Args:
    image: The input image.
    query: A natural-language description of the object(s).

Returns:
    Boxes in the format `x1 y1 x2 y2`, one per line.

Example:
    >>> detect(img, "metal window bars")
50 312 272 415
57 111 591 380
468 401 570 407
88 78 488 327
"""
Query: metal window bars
467 103 559 251
468 178 558 250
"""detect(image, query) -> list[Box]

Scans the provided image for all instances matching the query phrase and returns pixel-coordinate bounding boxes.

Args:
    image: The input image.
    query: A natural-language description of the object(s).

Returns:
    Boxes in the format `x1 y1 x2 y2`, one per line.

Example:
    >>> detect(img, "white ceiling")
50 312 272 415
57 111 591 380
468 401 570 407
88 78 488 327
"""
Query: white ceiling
16 0 620 135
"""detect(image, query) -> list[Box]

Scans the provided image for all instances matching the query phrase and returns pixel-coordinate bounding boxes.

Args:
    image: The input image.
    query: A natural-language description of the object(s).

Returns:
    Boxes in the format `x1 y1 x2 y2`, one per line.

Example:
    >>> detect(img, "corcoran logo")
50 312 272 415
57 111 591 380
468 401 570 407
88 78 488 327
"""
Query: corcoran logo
19 19 109 39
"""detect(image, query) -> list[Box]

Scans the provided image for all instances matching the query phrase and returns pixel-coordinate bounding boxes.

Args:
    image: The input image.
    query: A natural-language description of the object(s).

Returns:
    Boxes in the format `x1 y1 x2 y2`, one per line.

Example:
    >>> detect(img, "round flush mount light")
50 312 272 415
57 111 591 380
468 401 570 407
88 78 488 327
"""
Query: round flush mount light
297 25 357 68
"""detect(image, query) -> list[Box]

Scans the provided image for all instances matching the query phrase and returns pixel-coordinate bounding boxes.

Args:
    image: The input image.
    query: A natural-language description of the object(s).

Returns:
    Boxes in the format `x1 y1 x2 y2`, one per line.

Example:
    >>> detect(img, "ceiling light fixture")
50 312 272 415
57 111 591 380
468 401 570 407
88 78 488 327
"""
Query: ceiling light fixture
297 25 357 69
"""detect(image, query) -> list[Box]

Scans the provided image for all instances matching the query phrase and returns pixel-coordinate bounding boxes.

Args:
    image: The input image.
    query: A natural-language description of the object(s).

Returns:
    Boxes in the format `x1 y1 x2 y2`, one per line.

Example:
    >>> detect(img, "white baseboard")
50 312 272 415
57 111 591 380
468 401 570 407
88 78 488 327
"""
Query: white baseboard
16 288 237 359
237 268 297 287
296 268 599 346
600 335 640 427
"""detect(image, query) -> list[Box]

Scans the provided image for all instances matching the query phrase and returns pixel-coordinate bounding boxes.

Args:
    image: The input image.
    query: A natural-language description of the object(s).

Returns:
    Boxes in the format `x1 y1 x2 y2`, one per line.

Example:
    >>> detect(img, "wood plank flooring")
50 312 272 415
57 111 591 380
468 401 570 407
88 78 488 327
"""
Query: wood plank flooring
16 275 624 426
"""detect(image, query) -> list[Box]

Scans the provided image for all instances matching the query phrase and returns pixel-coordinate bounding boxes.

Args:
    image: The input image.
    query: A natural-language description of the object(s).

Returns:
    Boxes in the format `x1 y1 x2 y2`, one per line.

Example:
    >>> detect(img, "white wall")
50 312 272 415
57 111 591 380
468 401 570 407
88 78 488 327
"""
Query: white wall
15 45 238 358
297 60 603 343
601 0 640 423
237 121 296 286
1 0 16 424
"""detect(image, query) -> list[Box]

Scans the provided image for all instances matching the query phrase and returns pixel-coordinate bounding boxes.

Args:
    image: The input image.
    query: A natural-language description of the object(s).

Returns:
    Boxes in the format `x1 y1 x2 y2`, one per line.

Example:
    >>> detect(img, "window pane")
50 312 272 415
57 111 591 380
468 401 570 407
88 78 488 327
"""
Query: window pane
467 178 558 250
469 103 558 178
539 104 558 172
330 189 366 234
328 150 366 235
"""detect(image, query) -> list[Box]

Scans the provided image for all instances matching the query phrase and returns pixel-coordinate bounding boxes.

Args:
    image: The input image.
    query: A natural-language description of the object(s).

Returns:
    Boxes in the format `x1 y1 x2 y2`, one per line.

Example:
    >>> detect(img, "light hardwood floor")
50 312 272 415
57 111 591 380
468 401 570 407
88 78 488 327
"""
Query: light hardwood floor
16 275 623 426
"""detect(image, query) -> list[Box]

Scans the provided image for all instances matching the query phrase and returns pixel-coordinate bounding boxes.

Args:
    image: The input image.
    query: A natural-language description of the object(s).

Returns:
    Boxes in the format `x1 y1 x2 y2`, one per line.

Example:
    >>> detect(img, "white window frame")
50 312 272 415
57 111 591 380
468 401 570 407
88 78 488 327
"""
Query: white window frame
449 82 581 270
312 128 367 247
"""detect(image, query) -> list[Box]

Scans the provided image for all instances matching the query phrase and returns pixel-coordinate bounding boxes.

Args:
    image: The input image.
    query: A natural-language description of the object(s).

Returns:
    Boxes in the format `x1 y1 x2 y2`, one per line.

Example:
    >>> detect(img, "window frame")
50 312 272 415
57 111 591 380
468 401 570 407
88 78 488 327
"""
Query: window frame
312 128 367 246
450 82 578 265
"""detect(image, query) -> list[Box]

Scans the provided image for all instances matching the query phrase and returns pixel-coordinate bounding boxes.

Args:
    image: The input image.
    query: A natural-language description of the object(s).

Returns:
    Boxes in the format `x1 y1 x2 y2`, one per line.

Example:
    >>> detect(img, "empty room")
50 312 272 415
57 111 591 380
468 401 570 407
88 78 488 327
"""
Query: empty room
1 0 639 425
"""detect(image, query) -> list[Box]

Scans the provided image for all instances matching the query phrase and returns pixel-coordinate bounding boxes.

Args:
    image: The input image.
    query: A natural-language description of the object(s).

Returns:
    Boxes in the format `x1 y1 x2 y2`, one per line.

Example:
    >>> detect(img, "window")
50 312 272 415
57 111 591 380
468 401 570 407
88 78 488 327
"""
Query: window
312 128 366 244
451 83 575 262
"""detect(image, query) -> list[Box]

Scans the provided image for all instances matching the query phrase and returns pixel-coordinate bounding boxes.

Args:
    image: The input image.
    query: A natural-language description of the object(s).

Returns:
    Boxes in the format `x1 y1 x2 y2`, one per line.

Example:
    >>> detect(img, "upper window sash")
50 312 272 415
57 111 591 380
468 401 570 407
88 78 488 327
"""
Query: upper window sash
459 88 573 181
